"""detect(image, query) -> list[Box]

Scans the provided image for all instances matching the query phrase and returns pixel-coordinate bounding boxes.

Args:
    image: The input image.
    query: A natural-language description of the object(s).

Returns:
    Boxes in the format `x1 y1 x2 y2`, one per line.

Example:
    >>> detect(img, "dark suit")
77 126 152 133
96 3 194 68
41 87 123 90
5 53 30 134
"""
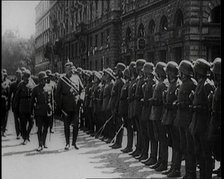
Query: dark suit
56 74 83 145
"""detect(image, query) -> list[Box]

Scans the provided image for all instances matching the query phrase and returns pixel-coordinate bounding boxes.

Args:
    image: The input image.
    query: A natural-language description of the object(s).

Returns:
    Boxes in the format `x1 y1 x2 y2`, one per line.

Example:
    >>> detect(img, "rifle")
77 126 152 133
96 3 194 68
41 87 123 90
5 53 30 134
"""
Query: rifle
110 123 124 144
95 115 113 137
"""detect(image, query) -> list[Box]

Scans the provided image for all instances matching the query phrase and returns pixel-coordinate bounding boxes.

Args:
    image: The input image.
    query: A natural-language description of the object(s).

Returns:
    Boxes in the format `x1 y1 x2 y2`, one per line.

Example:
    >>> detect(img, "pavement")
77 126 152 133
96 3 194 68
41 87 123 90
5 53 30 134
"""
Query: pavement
2 110 221 179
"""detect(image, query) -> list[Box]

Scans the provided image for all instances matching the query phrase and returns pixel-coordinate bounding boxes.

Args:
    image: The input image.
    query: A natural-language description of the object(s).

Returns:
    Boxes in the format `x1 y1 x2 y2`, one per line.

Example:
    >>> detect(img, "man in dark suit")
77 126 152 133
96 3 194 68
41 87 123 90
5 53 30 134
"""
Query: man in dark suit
30 71 51 152
14 69 36 145
10 68 22 139
56 61 83 150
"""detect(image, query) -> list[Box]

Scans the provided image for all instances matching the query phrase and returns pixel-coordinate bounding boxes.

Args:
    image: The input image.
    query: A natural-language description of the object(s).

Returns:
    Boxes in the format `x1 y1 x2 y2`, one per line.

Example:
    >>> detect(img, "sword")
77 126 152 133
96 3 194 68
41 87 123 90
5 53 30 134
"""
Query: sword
95 115 113 137
110 123 124 144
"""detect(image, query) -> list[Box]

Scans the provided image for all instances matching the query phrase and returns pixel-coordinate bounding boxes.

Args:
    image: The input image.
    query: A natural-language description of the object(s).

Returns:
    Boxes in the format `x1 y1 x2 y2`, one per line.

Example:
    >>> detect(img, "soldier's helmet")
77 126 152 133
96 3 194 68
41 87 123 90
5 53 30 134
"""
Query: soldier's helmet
77 67 83 74
64 59 73 67
193 58 211 76
136 59 146 68
38 71 48 80
2 69 7 77
165 61 179 75
154 62 166 77
93 71 102 80
179 60 194 77
16 68 22 74
124 67 130 78
115 63 126 72
21 67 27 73
23 69 31 78
211 57 221 75
104 68 115 80
143 62 154 74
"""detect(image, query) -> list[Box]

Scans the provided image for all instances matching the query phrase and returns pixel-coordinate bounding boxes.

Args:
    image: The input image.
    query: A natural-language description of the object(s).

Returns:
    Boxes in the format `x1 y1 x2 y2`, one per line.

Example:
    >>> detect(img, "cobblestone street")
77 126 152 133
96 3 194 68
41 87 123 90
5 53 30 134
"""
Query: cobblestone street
2 110 220 179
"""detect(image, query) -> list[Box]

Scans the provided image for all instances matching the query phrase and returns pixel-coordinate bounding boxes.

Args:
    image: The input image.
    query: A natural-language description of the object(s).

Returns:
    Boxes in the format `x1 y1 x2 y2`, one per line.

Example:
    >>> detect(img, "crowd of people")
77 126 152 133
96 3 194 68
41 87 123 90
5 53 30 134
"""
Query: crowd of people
1 57 221 179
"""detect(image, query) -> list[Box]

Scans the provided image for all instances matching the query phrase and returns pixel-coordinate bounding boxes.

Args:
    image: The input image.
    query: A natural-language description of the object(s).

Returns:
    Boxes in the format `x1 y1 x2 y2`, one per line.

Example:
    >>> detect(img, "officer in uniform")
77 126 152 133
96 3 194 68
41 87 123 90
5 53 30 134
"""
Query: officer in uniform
189 58 215 179
109 63 126 149
56 61 83 150
101 68 115 143
149 62 169 172
14 69 36 144
1 69 11 137
140 62 156 163
119 67 131 152
30 71 51 151
161 61 181 177
208 58 221 177
10 68 22 139
130 59 146 158
173 60 197 179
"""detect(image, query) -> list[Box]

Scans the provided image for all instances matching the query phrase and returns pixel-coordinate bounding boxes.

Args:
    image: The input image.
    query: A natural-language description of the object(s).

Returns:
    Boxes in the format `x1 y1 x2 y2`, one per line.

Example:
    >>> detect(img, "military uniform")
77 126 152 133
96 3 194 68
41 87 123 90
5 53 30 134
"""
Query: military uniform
56 71 83 149
30 72 51 150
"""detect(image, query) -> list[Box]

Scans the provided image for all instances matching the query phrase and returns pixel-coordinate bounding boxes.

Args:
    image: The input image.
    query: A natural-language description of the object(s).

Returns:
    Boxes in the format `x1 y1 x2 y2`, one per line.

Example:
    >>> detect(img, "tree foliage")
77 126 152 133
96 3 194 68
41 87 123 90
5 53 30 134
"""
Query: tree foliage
2 29 35 74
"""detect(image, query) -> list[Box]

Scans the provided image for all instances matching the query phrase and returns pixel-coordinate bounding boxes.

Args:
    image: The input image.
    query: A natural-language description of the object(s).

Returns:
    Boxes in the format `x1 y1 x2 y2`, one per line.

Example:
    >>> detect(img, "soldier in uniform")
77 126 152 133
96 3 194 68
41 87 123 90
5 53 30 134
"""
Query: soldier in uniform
149 62 169 172
10 68 23 139
130 59 146 158
208 58 221 177
101 68 115 143
173 60 197 179
109 63 125 149
1 69 11 137
14 69 36 144
161 61 182 177
189 58 215 179
56 61 83 150
119 67 131 152
140 62 156 163
30 71 52 151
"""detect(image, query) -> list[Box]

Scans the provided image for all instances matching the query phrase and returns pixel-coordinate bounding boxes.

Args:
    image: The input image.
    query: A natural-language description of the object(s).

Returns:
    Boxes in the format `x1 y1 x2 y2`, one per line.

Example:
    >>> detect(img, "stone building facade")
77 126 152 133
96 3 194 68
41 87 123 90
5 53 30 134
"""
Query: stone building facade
35 0 220 72
35 1 51 73
121 0 221 65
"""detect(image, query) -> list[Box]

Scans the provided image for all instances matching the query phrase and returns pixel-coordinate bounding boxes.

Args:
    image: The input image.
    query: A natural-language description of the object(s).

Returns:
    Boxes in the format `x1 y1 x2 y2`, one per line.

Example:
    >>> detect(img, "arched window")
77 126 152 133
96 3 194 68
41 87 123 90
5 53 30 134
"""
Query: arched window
208 5 220 23
126 27 132 42
160 16 168 32
174 9 184 28
138 23 145 37
148 20 155 34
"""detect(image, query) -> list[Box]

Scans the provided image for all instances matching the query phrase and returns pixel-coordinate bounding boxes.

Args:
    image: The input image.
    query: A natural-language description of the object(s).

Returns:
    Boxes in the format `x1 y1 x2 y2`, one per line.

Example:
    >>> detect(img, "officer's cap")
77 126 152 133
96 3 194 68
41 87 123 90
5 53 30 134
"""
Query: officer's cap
165 61 179 75
38 71 48 80
136 59 146 67
154 62 166 77
143 62 154 74
211 57 221 75
115 63 126 71
194 58 211 76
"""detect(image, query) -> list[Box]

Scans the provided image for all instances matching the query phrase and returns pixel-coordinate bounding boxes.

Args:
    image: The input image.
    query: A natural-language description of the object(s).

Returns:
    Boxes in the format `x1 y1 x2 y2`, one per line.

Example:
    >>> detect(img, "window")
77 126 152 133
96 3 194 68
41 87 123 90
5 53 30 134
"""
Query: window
101 32 104 46
208 6 221 23
95 34 98 47
106 29 110 43
160 16 168 32
138 23 145 37
148 20 155 34
174 10 184 28
126 27 131 42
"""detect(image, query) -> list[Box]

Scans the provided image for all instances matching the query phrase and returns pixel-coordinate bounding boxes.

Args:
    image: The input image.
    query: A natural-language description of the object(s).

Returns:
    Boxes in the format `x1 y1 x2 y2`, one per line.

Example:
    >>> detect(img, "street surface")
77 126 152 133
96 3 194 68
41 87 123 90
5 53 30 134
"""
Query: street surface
2 110 220 179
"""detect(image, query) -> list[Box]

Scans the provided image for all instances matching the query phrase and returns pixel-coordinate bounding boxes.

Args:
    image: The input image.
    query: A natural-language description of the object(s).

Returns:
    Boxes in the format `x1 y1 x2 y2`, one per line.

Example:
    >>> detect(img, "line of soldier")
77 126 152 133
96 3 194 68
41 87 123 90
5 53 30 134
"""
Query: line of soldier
79 57 221 179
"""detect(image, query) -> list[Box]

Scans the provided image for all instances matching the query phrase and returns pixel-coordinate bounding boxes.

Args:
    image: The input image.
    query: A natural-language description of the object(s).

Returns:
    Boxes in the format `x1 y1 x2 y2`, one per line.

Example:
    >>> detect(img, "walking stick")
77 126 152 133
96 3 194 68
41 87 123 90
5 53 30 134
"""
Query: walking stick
110 123 124 144
95 115 113 137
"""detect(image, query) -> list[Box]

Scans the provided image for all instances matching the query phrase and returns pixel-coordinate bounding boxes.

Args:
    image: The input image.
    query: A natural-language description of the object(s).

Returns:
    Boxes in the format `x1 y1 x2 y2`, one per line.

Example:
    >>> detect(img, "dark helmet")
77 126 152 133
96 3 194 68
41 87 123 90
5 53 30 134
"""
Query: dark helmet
23 69 31 78
123 67 130 78
115 63 126 72
166 61 178 75
193 58 211 76
179 60 194 77
211 57 221 75
154 62 166 77
38 71 47 80
143 62 154 74
136 59 146 68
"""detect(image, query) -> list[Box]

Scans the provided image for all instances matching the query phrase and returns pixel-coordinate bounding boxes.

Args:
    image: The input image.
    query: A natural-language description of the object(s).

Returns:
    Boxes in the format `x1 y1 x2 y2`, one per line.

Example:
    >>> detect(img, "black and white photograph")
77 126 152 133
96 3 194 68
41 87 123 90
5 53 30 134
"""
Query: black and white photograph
1 0 221 179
